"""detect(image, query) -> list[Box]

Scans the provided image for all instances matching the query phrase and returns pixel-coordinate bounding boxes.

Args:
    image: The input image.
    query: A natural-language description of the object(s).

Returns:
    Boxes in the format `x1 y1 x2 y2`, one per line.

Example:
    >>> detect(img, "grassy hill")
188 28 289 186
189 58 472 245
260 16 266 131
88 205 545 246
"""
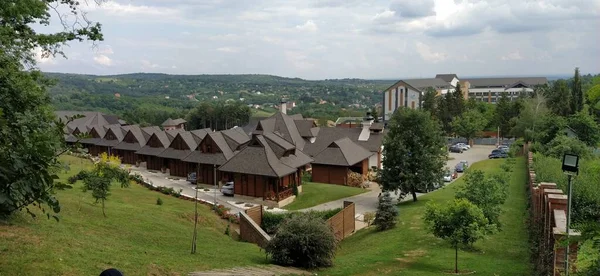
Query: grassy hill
321 158 532 275
0 156 264 275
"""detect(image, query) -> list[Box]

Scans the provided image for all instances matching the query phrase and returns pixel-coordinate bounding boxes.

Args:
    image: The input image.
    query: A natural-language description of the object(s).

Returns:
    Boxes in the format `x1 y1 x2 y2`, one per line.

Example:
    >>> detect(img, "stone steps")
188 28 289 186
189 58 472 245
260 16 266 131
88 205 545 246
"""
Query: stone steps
188 265 312 276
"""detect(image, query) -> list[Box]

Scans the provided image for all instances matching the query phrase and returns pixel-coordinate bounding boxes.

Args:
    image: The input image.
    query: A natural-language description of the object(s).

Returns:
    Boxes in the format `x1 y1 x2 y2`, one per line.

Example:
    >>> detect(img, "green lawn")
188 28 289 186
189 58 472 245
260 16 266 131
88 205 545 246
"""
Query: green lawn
251 108 275 117
0 155 265 276
320 158 532 275
284 182 368 211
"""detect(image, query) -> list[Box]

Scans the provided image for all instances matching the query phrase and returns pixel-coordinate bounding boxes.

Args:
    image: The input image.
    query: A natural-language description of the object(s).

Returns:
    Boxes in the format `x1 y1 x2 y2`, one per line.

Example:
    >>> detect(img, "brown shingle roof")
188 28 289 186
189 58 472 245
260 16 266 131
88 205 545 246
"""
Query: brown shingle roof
295 120 318 137
312 137 373 166
303 127 384 156
161 118 187 126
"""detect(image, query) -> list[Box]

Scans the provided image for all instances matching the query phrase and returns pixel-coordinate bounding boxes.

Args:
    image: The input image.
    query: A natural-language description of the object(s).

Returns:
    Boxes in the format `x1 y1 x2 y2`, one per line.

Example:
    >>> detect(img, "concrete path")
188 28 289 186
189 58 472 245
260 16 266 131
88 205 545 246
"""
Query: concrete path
301 145 496 220
188 265 312 276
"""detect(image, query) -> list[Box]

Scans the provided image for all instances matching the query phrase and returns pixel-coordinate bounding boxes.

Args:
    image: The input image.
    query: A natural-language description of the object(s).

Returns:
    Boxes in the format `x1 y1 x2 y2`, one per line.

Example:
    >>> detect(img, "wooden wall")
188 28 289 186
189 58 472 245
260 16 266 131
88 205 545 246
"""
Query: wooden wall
312 164 348 185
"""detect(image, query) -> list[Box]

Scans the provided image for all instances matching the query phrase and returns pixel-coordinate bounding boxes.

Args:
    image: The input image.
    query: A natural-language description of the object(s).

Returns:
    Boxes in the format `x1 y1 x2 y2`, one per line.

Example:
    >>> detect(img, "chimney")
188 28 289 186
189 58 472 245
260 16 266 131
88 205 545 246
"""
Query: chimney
358 112 374 141
280 99 287 114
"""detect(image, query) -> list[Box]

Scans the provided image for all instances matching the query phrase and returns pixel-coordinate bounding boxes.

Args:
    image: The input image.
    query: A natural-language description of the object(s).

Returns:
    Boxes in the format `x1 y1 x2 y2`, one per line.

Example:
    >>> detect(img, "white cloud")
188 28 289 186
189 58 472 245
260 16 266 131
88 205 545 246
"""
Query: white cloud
92 1 180 17
501 50 523 61
93 54 112 66
295 20 318 32
217 47 242 53
97 45 114 55
141 60 159 69
415 42 447 63
208 34 241 41
238 11 272 21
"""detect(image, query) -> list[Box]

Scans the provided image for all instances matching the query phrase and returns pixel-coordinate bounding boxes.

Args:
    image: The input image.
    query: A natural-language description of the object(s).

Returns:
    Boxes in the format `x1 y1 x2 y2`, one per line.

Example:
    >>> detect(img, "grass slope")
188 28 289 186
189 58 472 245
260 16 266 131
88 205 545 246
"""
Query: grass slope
0 156 264 276
284 182 367 211
321 158 532 275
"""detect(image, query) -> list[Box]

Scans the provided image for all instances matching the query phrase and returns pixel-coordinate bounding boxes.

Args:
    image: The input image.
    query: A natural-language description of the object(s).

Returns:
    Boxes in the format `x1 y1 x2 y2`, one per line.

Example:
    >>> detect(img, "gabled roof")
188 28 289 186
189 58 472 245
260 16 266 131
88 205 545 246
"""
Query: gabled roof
263 132 295 158
506 80 531 89
190 128 211 141
295 119 318 138
56 111 124 134
257 112 306 150
165 128 185 139
161 118 187 126
404 78 454 90
218 135 310 178
312 137 373 166
303 127 384 156
221 127 250 150
183 152 228 165
435 74 458 82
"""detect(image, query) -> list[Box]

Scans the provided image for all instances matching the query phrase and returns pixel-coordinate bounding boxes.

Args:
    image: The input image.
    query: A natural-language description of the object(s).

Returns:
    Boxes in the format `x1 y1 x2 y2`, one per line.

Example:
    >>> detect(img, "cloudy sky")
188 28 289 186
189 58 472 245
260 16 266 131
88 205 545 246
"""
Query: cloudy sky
36 0 600 79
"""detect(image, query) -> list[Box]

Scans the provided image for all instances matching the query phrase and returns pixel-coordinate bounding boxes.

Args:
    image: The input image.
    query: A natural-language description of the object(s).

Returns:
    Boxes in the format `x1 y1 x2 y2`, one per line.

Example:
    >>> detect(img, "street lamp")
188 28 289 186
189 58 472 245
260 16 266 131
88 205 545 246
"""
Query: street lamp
561 153 579 276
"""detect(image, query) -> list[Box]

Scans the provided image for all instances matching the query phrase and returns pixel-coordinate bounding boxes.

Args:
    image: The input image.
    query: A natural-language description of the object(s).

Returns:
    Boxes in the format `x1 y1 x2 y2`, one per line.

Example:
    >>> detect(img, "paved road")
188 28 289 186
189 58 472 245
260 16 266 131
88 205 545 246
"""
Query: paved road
302 145 496 216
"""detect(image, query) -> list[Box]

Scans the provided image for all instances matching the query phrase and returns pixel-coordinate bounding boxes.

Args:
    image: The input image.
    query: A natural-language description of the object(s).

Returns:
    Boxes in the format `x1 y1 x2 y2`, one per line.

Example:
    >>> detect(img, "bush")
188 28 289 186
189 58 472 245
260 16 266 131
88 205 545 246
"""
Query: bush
292 183 298 196
363 212 375 226
302 172 312 182
373 192 398 231
456 170 508 229
266 213 337 268
261 208 342 235
156 197 163 205
544 135 592 159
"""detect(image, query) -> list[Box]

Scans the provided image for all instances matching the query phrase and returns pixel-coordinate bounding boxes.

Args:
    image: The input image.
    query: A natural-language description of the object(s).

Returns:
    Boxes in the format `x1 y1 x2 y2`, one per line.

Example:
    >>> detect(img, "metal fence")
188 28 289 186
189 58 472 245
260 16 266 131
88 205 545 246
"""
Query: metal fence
447 137 516 146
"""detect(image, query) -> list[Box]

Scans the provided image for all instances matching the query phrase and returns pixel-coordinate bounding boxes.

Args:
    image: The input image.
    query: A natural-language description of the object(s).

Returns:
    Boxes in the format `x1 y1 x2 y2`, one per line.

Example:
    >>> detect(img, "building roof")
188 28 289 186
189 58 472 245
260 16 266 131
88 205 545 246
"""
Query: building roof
312 137 373 166
463 77 548 88
135 146 166 157
158 148 192 160
207 131 235 160
161 118 187 126
221 127 251 150
218 135 311 178
435 74 458 82
257 112 306 150
56 111 124 134
404 78 454 90
303 126 384 156
295 119 318 137
112 142 142 151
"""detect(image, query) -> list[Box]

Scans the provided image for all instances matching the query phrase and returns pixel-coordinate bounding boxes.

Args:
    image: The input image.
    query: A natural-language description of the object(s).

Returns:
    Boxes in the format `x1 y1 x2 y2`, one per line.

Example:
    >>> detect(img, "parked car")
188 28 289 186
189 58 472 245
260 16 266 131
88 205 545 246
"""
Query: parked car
187 172 197 184
489 149 508 159
459 160 469 169
221 181 234 196
449 145 463 153
443 170 454 182
456 142 470 150
498 145 510 153
455 162 466 173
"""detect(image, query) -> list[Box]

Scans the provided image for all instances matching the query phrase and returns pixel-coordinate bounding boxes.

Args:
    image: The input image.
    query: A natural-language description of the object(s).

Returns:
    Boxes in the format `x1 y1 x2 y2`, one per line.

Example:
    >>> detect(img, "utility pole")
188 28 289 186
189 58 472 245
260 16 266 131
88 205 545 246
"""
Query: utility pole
191 164 199 254
213 164 217 210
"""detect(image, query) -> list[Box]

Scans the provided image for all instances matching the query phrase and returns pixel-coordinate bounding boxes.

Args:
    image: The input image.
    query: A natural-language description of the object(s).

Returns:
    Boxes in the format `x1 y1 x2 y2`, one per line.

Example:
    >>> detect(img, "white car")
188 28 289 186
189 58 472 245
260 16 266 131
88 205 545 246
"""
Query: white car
455 143 470 151
221 181 234 196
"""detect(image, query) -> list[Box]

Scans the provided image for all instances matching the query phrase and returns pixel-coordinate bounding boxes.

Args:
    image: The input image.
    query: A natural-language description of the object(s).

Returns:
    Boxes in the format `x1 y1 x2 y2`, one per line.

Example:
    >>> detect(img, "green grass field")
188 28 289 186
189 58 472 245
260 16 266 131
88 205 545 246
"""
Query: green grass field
320 158 532 275
251 108 276 117
0 156 264 276
284 182 367 211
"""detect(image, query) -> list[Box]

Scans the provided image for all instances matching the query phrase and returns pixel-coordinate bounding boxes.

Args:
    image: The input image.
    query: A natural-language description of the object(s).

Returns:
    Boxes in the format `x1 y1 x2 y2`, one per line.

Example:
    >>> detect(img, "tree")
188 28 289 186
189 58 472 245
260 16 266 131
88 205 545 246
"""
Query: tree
510 93 549 142
373 191 398 231
0 0 103 219
381 108 447 202
371 106 380 122
544 135 592 159
79 154 129 217
436 93 453 134
455 170 508 228
423 199 492 274
452 83 465 116
536 114 568 146
568 110 600 147
265 213 337 268
571 67 584 113
547 79 572 116
186 101 251 130
451 109 487 144
494 94 513 138
422 87 437 114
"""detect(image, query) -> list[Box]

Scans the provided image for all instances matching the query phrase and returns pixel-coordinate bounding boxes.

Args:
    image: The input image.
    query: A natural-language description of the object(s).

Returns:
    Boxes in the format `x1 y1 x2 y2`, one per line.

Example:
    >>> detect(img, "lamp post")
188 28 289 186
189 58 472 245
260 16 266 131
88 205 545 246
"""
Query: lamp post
561 153 579 276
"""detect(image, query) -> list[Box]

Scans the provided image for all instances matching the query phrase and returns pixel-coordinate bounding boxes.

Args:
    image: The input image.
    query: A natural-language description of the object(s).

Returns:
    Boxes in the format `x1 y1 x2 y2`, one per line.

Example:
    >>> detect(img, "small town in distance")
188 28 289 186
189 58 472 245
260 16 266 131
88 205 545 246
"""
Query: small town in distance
1 1 599 276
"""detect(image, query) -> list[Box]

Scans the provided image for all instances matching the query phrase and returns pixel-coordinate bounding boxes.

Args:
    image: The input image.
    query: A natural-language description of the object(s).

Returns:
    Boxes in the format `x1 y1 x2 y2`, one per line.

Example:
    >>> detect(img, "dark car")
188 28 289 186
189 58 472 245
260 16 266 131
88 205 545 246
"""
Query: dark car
449 145 463 153
455 162 465 173
187 172 197 184
488 149 508 159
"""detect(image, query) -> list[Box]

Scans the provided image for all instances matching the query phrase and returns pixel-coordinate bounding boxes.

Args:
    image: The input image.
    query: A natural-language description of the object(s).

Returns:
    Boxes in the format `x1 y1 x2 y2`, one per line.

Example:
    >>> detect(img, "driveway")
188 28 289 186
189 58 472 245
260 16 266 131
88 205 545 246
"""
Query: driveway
302 145 496 216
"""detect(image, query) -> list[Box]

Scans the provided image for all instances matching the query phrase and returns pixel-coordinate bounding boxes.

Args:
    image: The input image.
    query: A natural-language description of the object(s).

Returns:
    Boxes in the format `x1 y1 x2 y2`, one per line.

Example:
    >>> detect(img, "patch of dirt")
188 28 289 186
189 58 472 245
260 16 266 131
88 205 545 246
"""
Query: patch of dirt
443 270 476 275
0 226 42 246
178 212 208 224
147 263 180 276
395 249 427 268
403 249 427 257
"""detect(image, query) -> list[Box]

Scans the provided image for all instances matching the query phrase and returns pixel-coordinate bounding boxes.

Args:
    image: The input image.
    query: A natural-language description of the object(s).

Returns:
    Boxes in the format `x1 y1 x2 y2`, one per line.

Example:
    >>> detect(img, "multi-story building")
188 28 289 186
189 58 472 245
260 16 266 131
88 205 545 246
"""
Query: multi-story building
382 74 547 121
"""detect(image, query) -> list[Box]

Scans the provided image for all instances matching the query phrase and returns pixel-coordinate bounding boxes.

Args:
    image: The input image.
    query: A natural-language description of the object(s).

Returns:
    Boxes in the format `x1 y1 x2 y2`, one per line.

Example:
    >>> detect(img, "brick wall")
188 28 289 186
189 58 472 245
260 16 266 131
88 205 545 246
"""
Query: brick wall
326 201 356 241
526 147 581 276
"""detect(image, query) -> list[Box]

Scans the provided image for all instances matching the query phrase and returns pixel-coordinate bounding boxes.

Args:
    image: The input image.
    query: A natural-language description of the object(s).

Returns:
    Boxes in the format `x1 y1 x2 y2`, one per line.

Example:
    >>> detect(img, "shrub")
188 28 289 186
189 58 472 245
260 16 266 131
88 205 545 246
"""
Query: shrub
266 213 337 268
363 212 375 226
302 172 312 182
373 192 398 231
156 197 163 205
224 223 230 236
456 169 508 229
544 135 592 159
261 208 342 235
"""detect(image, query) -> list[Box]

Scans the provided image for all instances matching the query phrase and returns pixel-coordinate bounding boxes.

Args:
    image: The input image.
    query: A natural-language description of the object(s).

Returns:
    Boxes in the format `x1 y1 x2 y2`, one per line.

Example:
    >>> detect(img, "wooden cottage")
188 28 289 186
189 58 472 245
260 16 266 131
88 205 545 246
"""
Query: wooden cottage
157 131 204 177
112 126 160 164
135 131 172 171
310 137 372 185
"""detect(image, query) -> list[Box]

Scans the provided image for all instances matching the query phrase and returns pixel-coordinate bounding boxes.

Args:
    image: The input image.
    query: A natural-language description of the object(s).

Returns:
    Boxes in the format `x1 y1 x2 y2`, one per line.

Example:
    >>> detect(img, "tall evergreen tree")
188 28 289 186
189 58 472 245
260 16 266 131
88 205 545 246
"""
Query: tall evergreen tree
494 94 513 138
547 79 572 116
571 67 584 113
373 192 398 231
422 87 437 115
